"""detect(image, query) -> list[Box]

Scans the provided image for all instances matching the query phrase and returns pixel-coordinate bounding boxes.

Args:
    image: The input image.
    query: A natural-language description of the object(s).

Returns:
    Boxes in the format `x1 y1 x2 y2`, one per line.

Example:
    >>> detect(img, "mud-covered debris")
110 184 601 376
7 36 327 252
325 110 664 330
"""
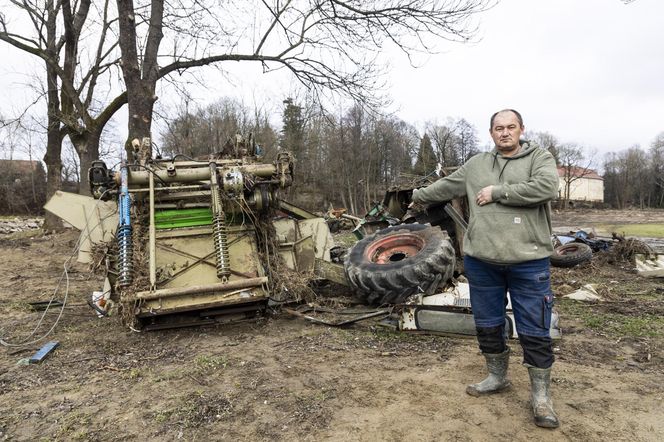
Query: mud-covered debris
611 233 654 262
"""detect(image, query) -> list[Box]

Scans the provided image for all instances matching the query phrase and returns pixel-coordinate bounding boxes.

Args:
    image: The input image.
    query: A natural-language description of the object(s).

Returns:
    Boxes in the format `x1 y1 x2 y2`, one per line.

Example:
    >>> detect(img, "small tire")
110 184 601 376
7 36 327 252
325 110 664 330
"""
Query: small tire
344 224 455 305
550 243 593 268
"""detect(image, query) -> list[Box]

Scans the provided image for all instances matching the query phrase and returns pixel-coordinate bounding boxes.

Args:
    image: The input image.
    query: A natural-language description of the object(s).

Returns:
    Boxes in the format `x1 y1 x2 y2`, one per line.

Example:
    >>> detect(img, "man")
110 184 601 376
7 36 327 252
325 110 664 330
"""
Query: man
411 109 560 428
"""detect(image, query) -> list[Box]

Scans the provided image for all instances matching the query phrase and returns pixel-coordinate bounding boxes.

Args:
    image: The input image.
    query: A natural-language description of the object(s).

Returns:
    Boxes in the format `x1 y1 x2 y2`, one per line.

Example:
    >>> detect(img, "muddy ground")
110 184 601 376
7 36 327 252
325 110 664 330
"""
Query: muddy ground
1 209 663 441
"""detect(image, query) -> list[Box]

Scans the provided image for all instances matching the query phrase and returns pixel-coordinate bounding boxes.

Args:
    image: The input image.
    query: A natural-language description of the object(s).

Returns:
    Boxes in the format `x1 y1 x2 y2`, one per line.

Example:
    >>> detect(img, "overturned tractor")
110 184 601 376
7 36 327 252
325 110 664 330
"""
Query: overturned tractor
45 140 469 331
46 136 337 330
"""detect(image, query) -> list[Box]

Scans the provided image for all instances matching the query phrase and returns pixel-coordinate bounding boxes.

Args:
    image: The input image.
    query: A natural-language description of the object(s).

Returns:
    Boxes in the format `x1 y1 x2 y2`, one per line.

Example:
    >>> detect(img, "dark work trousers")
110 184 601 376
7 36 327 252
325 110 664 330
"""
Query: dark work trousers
464 255 555 369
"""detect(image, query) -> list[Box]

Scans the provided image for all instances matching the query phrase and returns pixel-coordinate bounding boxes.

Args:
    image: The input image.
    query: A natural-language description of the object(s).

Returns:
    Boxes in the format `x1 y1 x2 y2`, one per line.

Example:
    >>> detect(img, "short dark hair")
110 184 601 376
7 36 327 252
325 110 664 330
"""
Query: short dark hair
490 109 524 129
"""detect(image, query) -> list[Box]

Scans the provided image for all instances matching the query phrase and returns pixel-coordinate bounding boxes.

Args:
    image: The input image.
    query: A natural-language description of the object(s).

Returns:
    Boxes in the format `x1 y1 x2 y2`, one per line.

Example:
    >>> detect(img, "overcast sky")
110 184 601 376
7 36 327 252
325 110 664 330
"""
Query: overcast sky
2 0 663 160
386 0 664 153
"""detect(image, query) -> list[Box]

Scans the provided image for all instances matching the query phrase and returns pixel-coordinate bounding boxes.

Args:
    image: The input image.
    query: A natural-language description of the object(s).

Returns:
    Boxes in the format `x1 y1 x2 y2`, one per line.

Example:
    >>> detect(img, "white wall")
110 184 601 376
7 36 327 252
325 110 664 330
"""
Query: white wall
559 177 604 202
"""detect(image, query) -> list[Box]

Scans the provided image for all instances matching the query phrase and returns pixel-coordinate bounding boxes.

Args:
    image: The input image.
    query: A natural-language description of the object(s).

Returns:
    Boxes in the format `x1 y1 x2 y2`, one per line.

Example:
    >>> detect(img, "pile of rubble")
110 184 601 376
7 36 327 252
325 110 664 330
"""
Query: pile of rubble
0 217 43 234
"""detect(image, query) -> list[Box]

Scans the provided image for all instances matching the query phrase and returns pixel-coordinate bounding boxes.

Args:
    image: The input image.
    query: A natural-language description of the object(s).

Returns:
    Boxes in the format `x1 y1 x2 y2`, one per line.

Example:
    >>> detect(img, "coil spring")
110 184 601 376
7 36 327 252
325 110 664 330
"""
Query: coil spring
213 214 231 280
117 225 134 287
117 165 133 287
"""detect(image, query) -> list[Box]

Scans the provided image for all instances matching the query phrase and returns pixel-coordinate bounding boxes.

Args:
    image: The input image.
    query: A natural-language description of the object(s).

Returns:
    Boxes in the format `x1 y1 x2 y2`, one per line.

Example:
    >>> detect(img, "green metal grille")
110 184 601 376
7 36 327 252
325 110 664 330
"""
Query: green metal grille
154 208 213 229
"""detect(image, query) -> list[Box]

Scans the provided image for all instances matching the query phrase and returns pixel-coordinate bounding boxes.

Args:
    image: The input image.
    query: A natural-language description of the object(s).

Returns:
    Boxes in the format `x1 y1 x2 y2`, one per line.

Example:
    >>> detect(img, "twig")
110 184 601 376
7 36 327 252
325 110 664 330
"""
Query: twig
186 373 208 386
7 348 35 356
61 356 105 364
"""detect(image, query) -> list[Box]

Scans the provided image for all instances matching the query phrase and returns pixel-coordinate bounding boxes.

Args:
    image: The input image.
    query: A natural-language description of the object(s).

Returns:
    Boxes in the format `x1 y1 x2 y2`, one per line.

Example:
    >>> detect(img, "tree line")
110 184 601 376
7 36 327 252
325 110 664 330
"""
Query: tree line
1 0 491 228
159 96 488 214
3 89 664 215
603 134 664 209
160 97 664 214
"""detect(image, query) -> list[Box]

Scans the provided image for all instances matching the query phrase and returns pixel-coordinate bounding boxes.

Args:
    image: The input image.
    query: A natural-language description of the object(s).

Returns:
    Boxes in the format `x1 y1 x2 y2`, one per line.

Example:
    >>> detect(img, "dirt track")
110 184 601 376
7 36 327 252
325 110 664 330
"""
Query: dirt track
1 210 663 441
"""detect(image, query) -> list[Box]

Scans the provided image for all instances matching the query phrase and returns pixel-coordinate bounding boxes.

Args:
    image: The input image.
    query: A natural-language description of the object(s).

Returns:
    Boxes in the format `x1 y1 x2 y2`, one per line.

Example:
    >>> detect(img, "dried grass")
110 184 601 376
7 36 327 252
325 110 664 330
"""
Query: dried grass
254 211 317 303
607 236 654 264
117 205 151 327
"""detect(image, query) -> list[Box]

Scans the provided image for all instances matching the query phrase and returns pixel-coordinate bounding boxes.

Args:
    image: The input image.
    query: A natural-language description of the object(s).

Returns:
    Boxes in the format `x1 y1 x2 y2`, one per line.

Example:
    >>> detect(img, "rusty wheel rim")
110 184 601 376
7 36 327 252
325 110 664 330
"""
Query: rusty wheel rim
558 244 582 255
365 233 425 265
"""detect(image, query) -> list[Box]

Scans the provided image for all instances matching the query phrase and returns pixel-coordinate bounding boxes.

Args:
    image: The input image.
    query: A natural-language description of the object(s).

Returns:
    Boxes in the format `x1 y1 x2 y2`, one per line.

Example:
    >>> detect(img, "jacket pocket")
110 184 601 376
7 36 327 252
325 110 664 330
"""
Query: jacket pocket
466 210 535 261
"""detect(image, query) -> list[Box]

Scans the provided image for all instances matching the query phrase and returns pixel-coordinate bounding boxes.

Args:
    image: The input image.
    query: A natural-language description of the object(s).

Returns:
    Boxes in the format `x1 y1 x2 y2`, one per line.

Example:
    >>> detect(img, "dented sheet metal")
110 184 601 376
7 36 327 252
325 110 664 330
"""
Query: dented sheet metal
44 191 118 263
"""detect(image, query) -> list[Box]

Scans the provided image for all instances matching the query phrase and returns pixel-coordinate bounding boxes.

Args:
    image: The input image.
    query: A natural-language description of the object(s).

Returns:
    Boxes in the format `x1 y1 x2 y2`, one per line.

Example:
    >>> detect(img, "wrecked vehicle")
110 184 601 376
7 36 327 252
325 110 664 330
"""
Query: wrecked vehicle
344 177 467 305
45 147 560 338
345 223 455 304
342 177 561 338
46 135 338 330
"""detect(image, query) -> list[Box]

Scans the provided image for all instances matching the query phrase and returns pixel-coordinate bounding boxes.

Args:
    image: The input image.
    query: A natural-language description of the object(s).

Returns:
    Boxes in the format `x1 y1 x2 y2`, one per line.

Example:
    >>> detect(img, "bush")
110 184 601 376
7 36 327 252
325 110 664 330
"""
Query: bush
0 160 47 215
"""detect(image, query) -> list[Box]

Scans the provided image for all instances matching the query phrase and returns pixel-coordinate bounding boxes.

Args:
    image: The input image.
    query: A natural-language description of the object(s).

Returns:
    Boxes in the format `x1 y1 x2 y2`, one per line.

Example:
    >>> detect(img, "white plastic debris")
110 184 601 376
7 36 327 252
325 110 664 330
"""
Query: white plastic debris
635 254 664 278
564 284 603 302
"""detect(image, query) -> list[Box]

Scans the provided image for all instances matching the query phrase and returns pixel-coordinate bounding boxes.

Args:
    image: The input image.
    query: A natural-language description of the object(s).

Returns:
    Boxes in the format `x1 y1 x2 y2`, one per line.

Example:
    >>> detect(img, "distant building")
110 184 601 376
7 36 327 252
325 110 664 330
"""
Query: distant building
557 166 604 203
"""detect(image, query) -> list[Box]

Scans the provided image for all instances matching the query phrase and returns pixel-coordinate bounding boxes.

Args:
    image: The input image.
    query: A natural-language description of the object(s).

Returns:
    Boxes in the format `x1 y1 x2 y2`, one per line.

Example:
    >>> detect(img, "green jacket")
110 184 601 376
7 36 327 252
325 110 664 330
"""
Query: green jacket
412 141 559 264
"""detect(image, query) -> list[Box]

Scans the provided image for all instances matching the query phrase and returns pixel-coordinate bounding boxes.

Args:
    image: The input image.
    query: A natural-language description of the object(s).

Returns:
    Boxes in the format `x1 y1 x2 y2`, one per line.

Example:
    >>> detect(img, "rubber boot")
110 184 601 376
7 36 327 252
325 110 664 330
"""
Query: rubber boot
466 348 511 397
527 365 560 428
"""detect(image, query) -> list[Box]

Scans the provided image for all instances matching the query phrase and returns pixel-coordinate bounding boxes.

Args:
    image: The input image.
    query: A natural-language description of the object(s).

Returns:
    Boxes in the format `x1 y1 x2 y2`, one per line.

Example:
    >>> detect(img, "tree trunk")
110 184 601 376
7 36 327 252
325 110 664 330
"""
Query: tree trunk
124 87 156 159
117 0 163 160
43 125 64 231
71 129 102 196
42 1 64 232
78 139 99 196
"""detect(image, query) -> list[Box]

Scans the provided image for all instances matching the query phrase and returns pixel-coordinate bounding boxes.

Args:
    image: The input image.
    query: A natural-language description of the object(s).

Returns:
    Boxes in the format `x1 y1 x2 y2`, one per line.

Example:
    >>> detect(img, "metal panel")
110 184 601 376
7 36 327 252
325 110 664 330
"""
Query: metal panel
134 224 268 316
416 310 477 335
44 191 118 263
297 218 334 262
400 282 562 339
273 218 332 271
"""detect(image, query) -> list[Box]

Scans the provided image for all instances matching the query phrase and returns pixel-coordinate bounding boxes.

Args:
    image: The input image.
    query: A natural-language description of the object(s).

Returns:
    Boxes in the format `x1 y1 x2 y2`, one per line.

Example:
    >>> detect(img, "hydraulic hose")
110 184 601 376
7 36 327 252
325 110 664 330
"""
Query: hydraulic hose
117 162 133 287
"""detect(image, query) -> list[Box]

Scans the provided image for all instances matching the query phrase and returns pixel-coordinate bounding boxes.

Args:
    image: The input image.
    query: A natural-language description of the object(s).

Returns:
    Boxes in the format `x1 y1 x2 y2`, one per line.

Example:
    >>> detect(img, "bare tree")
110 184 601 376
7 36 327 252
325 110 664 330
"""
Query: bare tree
648 132 664 207
1 0 66 227
116 0 493 156
161 96 277 158
604 146 649 209
427 119 460 167
426 117 478 167
0 120 47 215
61 139 80 185
454 118 479 163
0 0 123 200
59 0 124 194
4 0 491 204
317 103 416 213
526 131 560 164
0 118 23 160
557 143 596 209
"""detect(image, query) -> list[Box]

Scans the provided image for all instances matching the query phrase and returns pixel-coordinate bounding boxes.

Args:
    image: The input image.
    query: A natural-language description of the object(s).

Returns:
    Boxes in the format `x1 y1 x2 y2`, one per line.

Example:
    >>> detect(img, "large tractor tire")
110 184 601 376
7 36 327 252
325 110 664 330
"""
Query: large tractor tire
344 224 455 305
550 243 593 268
